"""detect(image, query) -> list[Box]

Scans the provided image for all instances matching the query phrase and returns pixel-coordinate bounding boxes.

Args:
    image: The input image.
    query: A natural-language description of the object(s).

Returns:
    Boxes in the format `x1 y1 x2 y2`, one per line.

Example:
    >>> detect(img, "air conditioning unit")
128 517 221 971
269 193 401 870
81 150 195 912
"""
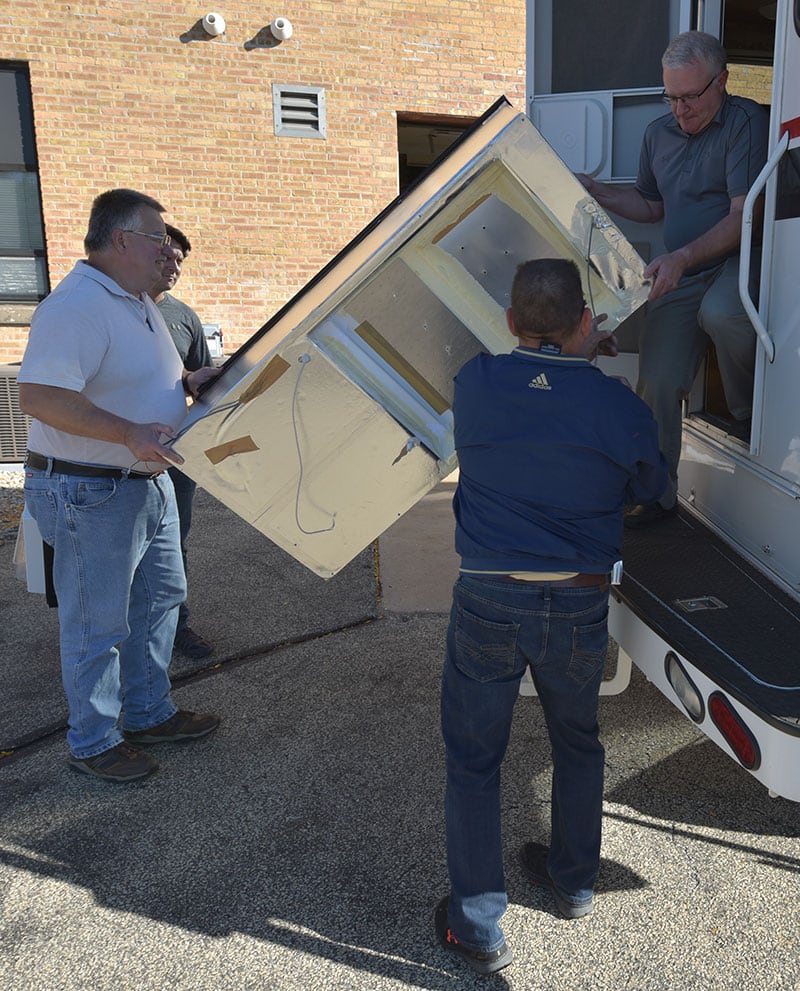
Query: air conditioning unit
0 364 31 462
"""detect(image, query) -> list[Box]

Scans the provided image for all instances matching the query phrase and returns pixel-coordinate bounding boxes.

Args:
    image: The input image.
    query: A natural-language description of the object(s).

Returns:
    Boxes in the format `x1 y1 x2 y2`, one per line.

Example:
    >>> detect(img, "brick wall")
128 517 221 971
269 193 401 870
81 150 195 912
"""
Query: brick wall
728 64 773 106
0 0 526 362
0 328 30 365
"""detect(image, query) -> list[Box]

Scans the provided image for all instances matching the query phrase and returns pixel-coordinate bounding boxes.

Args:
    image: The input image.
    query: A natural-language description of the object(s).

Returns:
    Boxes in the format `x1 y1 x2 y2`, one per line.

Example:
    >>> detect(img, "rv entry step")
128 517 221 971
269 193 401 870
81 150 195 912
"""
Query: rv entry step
617 507 800 721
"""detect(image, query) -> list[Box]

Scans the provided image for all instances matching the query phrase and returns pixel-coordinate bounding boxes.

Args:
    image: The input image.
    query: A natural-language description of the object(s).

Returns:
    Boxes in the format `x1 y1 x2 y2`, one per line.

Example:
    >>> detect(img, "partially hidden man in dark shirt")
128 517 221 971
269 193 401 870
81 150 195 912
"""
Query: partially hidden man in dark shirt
148 223 215 661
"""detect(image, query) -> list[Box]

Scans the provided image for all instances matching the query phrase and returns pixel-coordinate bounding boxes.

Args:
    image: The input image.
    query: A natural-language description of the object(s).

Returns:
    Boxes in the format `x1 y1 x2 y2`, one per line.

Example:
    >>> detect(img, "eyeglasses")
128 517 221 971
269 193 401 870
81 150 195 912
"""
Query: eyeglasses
662 73 719 107
122 229 172 248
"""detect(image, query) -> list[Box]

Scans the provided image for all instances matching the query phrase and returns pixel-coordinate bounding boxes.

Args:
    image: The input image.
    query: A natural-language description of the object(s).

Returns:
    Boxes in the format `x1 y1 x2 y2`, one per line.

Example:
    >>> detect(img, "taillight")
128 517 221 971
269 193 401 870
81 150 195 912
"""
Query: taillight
708 692 761 770
664 652 704 723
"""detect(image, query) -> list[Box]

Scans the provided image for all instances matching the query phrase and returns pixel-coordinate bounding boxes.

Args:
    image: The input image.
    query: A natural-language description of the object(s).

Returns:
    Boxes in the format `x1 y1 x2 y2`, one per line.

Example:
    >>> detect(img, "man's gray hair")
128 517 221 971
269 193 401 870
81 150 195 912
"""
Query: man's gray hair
84 188 166 253
662 30 727 76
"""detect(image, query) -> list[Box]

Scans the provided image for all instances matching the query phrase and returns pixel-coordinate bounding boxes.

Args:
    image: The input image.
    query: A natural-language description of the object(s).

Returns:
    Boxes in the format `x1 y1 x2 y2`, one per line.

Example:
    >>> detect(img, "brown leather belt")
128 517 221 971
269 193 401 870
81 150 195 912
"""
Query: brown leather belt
489 573 609 589
26 451 162 480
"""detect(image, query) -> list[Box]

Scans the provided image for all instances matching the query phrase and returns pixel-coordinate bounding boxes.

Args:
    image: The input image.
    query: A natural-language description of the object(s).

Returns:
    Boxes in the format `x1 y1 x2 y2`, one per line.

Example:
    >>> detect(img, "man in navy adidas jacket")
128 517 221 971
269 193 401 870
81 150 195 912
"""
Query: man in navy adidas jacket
435 258 668 975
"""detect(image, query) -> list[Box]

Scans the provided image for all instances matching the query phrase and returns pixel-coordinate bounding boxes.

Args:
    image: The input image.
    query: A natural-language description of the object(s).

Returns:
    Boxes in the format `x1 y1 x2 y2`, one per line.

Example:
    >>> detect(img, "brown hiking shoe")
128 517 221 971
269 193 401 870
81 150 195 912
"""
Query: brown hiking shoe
122 709 220 744
69 742 158 782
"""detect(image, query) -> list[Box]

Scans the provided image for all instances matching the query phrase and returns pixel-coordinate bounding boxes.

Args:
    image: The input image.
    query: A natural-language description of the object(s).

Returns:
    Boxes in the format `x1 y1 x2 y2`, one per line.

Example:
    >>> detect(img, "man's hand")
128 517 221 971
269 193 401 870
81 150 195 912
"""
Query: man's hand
574 174 665 226
185 366 221 398
644 250 690 301
583 313 617 361
122 422 184 466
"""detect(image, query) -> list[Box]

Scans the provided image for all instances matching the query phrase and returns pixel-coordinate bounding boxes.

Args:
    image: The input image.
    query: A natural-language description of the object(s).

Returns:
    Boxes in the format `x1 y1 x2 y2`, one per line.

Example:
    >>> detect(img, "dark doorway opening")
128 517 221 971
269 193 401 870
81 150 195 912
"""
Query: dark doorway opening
396 112 476 193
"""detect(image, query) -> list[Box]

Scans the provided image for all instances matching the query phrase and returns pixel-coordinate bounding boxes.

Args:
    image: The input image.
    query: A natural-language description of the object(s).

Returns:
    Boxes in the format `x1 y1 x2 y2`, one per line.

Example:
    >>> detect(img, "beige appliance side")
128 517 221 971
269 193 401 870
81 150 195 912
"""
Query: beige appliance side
172 335 449 578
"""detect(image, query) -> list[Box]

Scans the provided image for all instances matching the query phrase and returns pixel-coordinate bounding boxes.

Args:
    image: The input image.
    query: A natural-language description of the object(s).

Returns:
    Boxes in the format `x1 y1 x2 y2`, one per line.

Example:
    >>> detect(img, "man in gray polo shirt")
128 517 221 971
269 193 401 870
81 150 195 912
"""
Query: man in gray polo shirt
579 30 768 527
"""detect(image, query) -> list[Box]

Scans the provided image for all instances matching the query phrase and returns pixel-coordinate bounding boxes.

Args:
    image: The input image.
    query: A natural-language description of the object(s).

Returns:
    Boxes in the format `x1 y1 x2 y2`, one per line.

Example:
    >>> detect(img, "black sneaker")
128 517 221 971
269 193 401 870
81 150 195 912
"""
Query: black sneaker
519 842 594 919
434 896 513 975
624 502 678 529
173 626 214 659
68 742 158 782
123 710 220 744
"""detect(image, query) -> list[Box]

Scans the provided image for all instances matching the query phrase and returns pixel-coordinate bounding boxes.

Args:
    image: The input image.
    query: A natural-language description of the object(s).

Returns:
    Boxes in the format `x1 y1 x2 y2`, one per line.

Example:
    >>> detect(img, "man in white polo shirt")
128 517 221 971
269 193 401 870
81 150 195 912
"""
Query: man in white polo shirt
19 188 220 783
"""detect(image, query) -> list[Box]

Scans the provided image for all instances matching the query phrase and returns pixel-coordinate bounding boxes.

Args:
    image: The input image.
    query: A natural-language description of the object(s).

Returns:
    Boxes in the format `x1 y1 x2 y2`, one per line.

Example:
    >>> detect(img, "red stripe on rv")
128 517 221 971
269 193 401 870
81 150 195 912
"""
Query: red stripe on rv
780 117 800 139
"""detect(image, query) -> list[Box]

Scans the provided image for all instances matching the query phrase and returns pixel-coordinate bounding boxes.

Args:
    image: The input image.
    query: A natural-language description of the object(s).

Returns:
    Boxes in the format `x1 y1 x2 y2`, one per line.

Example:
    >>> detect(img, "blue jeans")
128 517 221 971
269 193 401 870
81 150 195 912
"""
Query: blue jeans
24 467 186 759
168 465 197 632
441 575 608 951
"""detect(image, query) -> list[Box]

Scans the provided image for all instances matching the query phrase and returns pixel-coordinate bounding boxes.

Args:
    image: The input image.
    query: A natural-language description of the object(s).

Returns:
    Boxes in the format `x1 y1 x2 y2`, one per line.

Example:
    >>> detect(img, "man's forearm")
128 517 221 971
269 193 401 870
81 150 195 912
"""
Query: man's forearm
19 384 136 445
578 176 664 225
19 382 184 466
672 204 748 272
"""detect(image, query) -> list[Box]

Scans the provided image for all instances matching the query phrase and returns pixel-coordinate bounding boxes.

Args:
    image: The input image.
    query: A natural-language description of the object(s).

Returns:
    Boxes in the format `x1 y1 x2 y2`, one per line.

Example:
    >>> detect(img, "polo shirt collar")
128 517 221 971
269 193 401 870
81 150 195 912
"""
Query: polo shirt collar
513 346 590 365
73 259 145 303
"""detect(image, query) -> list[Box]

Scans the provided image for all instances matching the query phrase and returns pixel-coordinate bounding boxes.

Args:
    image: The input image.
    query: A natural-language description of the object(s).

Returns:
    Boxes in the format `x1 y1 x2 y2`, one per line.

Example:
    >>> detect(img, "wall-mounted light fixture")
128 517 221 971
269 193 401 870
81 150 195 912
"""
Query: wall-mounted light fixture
269 17 293 41
202 12 226 36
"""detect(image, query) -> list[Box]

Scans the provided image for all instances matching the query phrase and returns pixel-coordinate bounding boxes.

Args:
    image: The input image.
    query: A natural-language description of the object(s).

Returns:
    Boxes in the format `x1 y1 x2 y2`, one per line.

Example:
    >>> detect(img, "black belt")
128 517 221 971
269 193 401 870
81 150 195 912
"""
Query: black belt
488 573 609 590
25 451 163 480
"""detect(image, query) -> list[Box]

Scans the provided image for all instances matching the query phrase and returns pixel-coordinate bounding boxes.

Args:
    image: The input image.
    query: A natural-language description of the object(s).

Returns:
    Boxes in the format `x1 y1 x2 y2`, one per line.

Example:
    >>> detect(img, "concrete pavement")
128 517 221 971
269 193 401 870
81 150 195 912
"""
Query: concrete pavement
1 475 799 991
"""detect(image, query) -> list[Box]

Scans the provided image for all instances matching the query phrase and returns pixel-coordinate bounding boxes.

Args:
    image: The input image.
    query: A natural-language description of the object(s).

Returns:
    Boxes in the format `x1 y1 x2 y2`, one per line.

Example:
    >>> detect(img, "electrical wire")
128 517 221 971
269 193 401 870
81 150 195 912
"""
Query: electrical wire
585 216 598 320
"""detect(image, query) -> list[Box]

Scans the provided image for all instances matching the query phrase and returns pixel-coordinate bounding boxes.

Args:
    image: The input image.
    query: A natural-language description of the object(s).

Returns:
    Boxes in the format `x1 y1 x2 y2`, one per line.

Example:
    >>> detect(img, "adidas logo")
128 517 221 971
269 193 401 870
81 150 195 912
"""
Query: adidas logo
528 373 552 391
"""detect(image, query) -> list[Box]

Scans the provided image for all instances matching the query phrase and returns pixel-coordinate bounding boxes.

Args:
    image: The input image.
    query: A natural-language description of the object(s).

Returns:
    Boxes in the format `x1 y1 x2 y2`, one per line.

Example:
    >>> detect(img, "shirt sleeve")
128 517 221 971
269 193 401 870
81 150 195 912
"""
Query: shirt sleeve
624 412 670 506
18 297 107 391
725 104 769 200
184 308 214 371
635 124 663 202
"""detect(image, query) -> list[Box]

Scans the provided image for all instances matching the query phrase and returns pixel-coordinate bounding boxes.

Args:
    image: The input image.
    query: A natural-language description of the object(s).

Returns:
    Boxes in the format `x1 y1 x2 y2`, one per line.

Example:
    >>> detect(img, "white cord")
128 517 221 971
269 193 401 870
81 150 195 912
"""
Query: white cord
585 217 598 320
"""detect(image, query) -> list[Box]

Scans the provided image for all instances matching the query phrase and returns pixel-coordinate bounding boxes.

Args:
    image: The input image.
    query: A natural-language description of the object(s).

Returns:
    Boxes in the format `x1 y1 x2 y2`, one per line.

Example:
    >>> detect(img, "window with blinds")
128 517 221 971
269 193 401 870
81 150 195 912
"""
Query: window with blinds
0 64 48 318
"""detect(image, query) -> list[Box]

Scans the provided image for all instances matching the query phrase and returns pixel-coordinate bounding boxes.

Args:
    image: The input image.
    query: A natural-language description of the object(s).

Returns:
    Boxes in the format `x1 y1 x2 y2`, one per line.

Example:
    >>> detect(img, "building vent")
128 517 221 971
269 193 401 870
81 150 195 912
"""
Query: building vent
0 364 30 462
272 84 327 139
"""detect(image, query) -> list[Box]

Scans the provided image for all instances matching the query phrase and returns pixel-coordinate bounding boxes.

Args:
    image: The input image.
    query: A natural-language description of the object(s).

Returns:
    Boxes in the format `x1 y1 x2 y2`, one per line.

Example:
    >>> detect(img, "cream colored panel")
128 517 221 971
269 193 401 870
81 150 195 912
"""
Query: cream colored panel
174 337 444 577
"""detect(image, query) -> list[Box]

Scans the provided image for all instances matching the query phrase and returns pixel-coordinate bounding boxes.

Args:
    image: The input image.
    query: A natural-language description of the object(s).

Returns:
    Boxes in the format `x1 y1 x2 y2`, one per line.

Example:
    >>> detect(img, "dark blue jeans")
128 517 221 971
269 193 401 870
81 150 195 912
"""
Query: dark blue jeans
441 574 608 951
168 466 197 632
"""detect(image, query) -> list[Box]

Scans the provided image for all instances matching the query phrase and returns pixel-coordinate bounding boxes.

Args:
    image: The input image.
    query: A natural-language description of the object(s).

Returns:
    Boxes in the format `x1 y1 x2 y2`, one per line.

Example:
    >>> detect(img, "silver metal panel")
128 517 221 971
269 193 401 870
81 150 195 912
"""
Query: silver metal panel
437 194 559 305
679 430 800 592
174 98 649 577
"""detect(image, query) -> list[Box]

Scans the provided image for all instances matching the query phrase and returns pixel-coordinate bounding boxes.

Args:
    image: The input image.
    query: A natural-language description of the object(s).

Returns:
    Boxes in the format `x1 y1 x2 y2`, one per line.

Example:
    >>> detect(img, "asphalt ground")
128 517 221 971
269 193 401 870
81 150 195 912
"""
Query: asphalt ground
1 469 798 991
